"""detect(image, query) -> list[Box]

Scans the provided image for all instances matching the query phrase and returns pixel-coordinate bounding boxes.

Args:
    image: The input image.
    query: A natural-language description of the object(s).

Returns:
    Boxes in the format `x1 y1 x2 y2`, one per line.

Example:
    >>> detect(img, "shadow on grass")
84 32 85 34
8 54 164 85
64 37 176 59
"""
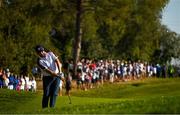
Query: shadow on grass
131 83 145 87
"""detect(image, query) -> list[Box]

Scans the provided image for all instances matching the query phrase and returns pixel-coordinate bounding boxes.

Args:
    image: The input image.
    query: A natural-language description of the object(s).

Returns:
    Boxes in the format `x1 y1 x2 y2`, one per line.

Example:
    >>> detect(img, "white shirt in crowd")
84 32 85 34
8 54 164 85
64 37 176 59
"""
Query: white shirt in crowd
20 77 25 90
31 79 37 91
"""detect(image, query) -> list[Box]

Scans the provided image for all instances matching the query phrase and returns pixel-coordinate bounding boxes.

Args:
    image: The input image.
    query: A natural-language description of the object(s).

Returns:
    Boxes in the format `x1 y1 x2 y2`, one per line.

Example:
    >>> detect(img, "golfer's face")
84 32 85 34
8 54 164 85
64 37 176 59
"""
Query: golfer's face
38 51 46 57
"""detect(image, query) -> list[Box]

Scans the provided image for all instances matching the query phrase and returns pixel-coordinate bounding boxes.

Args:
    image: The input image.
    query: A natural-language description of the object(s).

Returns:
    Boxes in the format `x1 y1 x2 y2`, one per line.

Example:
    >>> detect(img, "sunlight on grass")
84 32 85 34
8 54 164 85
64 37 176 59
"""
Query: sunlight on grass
0 78 180 114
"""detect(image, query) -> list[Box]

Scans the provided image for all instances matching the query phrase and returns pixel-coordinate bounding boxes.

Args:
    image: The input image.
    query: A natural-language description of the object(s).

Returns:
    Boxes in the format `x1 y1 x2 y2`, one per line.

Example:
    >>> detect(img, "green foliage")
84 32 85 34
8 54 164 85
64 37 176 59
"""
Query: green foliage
159 26 180 62
1 0 177 73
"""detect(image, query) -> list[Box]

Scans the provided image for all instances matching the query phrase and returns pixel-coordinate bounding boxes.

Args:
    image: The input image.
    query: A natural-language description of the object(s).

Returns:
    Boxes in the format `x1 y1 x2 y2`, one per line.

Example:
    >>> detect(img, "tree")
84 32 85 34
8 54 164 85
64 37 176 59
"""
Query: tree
73 0 82 77
158 25 180 63
0 0 171 75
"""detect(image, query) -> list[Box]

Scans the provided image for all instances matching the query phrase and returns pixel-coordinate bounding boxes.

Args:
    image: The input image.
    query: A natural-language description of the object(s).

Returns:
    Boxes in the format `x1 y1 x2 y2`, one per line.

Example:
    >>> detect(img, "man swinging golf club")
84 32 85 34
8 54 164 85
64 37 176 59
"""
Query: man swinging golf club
35 45 64 108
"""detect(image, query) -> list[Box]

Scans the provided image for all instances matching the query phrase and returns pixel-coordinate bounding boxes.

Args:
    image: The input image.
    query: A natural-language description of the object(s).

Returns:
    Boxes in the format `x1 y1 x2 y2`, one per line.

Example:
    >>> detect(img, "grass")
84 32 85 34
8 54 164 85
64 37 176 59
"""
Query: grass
0 77 180 114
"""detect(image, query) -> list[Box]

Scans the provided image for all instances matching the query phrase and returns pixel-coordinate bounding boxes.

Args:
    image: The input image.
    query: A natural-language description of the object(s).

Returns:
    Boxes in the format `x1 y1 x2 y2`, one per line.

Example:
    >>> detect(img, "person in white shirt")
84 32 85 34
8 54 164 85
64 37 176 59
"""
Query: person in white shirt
20 75 25 91
31 77 37 92
35 45 63 108
24 76 30 91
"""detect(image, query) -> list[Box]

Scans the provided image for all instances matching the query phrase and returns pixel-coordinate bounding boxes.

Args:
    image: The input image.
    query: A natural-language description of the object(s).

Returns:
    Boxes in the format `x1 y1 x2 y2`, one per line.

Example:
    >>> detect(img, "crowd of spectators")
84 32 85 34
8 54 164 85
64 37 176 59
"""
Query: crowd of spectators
1 58 178 92
0 66 36 92
65 59 178 91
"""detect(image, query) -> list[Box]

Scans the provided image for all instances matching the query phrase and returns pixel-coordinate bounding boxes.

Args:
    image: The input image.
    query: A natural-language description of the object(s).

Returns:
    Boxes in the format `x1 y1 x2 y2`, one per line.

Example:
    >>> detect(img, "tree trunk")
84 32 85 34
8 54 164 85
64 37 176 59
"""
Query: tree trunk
73 0 82 78
0 0 2 7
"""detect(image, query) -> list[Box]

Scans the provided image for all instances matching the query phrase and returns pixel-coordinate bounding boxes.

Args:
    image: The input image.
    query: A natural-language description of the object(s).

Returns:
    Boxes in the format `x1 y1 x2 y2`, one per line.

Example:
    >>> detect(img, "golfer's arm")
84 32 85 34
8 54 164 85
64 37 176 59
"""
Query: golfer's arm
43 59 61 77
45 68 57 77
38 59 57 77
55 58 62 73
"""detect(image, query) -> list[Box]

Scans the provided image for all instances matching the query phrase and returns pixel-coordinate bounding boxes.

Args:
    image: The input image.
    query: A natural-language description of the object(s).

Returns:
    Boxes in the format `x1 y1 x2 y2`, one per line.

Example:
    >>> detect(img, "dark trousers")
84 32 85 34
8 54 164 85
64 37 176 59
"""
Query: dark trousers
42 76 60 108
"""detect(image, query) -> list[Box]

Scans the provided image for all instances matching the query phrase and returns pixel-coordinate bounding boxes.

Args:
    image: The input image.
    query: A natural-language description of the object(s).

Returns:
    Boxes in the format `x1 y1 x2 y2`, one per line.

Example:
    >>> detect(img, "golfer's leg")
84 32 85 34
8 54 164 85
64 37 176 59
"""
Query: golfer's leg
42 76 52 108
50 95 57 107
42 95 49 108
50 77 60 107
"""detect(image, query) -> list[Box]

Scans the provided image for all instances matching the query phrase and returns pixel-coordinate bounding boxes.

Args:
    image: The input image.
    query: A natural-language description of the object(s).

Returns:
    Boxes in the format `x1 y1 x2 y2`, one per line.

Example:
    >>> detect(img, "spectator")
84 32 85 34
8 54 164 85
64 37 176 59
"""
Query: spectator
0 67 4 88
3 70 9 88
20 75 25 91
16 76 21 91
76 70 82 89
8 73 14 90
6 68 11 78
24 75 30 91
13 74 19 90
63 62 72 104
31 77 37 92
168 65 175 78
156 64 161 78
161 64 167 78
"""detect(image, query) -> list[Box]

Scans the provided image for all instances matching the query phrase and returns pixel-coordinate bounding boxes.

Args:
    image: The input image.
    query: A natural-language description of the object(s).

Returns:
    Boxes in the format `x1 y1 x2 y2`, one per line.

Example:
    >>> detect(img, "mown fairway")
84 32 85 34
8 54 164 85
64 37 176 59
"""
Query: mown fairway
0 78 180 114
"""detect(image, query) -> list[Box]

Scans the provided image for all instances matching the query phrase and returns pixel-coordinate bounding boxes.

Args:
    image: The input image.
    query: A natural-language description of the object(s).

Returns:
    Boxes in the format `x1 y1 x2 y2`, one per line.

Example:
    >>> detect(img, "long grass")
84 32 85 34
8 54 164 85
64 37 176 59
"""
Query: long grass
0 78 180 114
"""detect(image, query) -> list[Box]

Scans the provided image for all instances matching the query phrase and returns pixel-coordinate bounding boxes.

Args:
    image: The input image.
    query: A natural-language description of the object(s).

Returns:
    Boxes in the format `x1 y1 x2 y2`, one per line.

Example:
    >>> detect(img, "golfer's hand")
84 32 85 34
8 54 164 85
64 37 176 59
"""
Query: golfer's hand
57 73 65 81
51 72 58 77
45 68 58 77
61 76 65 81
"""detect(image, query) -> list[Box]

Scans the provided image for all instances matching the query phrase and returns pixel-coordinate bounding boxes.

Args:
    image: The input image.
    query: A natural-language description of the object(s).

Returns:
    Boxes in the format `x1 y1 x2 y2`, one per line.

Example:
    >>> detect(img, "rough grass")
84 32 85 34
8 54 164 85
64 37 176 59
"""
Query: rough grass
0 78 180 114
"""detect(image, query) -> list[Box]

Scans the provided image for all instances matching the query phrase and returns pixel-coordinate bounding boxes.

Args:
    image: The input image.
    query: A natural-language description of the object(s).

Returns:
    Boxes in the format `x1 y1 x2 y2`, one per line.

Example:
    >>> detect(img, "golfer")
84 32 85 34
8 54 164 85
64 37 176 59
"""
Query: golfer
35 45 63 108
